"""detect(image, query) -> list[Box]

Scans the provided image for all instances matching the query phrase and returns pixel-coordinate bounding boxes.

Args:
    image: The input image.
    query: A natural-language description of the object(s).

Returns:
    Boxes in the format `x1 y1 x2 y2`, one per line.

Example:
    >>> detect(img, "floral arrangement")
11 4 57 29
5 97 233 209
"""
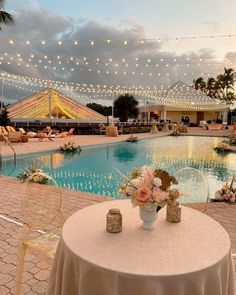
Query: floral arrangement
126 135 138 143
60 141 81 153
213 176 235 203
170 129 180 136
229 132 236 145
214 142 232 152
17 167 49 184
99 123 106 129
118 166 178 211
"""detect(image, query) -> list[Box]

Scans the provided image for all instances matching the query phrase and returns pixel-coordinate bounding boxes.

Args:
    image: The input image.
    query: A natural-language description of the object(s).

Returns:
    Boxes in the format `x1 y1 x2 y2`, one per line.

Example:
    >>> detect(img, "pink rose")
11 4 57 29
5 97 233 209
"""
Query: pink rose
153 187 168 202
134 187 152 204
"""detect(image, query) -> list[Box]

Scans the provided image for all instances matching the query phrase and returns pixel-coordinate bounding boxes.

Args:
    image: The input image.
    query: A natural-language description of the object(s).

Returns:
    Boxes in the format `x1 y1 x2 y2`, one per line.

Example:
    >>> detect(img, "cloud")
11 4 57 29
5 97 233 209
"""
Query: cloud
203 21 220 31
0 6 235 105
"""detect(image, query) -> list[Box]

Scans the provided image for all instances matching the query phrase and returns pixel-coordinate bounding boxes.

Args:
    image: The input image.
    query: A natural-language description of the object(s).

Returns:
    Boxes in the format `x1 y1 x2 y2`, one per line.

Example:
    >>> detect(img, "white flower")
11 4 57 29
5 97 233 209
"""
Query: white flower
130 178 142 189
126 185 136 196
153 177 162 187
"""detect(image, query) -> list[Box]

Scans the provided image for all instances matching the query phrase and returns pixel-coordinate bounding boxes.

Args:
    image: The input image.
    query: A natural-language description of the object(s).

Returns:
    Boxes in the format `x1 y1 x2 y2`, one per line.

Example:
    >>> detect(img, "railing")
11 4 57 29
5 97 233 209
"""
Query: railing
1 135 16 163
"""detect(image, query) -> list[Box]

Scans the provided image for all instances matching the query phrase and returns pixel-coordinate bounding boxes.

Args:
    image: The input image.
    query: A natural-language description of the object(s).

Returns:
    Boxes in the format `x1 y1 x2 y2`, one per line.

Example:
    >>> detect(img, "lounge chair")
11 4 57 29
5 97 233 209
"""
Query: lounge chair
18 127 27 134
38 130 54 142
199 120 207 127
68 128 74 136
99 124 106 135
1 126 8 135
8 131 22 144
6 126 16 133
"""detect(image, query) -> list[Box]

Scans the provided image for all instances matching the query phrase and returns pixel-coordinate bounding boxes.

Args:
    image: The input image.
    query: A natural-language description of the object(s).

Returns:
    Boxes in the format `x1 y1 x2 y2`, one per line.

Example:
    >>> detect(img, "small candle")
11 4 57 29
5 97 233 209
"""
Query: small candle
106 208 122 233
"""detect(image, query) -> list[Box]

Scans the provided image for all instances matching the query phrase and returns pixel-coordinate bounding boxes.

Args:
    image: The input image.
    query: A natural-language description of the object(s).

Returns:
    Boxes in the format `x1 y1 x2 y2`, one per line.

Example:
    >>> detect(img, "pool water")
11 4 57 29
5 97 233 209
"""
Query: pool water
1 136 236 199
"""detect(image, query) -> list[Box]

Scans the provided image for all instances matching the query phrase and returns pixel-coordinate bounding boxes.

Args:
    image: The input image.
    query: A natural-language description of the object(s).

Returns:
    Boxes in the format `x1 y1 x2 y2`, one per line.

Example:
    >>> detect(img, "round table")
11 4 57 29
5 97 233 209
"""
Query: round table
47 200 235 295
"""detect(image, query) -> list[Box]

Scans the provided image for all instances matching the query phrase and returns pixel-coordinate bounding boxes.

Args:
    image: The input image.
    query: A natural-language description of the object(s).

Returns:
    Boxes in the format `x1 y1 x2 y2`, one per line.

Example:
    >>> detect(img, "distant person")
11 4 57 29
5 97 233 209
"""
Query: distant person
181 116 185 124
185 116 190 126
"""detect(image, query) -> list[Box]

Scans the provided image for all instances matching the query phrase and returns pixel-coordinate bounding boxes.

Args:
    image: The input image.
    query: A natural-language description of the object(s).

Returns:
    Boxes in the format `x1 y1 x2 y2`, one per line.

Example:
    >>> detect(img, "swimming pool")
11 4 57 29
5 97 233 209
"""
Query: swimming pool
1 136 235 199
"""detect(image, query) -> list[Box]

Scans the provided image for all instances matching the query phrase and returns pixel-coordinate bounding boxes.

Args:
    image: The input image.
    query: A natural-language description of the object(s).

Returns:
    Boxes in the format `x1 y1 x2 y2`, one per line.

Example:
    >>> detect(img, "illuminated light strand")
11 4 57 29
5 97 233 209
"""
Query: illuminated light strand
2 72 231 95
2 74 228 111
1 50 235 64
0 55 230 80
4 34 236 45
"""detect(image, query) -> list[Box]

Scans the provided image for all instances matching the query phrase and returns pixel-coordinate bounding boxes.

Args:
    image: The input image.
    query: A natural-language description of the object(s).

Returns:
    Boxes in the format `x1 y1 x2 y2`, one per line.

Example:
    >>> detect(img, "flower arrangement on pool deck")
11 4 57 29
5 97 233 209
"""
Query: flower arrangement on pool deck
214 142 232 152
118 166 178 212
17 167 50 184
228 132 236 145
213 176 236 203
170 129 180 136
126 135 139 143
60 141 82 153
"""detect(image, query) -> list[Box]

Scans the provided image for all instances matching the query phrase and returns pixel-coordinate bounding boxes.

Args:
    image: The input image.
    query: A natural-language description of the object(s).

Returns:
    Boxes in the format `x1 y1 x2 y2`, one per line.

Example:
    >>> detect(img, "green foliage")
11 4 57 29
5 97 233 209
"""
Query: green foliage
60 141 82 153
86 103 112 116
17 167 49 184
0 0 14 31
122 126 151 134
114 93 139 122
126 135 138 142
0 107 10 126
193 68 236 105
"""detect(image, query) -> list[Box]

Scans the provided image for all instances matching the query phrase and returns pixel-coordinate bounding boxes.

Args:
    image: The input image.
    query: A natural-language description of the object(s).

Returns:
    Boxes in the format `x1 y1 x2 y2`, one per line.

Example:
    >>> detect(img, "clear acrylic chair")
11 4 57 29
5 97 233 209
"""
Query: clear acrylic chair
173 167 209 212
15 172 64 295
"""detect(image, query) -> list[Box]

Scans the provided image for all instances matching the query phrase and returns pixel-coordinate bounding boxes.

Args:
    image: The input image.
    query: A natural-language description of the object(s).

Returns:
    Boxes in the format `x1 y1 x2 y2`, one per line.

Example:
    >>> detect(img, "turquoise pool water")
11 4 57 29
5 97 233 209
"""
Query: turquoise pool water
1 136 236 199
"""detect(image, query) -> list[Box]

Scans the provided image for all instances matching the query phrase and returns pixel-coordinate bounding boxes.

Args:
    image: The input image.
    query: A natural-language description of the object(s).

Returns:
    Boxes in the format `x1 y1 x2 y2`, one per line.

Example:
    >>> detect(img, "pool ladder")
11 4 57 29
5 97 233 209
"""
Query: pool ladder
0 135 17 164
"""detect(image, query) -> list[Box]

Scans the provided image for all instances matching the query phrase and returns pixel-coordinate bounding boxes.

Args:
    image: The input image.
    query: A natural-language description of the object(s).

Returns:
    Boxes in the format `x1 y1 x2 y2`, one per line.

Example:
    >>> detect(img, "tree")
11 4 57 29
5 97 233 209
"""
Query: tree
193 77 206 91
0 107 10 126
0 0 14 31
86 103 112 116
193 68 236 105
114 93 139 122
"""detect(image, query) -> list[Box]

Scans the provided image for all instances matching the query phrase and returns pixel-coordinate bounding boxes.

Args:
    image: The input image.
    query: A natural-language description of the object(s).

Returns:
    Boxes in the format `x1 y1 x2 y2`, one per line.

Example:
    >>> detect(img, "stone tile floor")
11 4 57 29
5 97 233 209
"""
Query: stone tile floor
0 175 236 294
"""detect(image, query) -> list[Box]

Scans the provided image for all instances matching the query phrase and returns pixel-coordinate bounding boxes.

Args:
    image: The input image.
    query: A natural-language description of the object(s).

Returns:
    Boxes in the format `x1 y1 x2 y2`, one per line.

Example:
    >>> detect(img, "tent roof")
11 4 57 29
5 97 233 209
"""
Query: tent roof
8 88 106 121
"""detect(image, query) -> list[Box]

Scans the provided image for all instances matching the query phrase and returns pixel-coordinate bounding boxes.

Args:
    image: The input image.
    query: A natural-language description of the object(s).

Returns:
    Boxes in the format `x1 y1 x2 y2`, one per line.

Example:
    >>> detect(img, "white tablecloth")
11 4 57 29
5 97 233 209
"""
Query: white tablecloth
47 200 235 295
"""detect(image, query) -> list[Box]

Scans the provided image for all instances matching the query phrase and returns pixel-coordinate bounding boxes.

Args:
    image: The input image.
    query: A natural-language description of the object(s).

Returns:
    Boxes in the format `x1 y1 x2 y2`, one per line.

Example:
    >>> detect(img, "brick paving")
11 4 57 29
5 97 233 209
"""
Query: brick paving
0 175 236 294
0 129 235 294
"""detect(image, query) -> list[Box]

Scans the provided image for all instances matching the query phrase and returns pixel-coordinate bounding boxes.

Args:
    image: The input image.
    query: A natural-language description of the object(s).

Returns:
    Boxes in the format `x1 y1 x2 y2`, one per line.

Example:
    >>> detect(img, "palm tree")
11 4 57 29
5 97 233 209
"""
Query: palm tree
217 68 235 91
205 77 218 98
216 68 235 104
114 93 139 122
0 0 14 31
193 77 206 91
193 68 236 104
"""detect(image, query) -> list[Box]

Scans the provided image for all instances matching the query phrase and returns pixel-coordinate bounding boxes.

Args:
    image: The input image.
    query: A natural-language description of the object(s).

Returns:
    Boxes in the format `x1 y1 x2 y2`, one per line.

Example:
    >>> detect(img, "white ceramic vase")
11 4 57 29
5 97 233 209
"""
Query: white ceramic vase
139 206 158 230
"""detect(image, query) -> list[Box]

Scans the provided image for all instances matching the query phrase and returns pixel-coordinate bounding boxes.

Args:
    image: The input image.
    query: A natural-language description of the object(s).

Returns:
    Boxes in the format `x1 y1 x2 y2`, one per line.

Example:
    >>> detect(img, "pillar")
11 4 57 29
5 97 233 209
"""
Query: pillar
222 111 228 123
161 108 167 122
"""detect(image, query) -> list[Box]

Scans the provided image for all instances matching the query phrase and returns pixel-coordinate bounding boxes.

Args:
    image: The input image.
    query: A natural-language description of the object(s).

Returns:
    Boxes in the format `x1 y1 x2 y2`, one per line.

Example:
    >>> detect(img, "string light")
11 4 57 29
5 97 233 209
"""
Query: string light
1 72 228 111
0 34 235 46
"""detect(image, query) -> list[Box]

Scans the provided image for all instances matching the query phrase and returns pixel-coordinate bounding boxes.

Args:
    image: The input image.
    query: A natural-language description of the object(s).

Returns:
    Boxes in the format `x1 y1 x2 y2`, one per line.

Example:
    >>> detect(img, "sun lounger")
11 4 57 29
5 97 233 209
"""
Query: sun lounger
6 126 16 133
68 128 75 136
19 127 27 134
8 131 22 144
38 130 54 142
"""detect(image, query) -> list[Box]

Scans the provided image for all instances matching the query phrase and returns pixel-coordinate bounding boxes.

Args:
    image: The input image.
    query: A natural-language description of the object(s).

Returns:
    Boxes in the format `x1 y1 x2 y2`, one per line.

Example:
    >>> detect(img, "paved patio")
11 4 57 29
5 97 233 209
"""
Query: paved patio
0 127 232 158
0 129 235 294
